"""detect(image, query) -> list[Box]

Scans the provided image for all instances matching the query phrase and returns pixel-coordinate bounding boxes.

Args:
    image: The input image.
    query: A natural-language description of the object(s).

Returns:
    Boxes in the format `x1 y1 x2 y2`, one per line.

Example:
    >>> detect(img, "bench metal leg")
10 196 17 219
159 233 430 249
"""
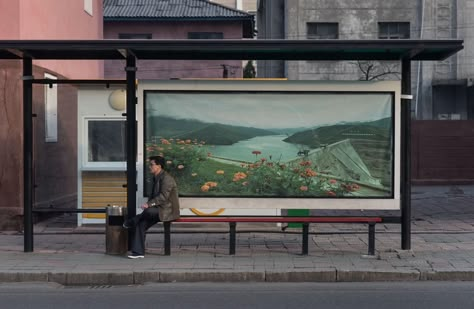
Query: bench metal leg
164 221 171 256
302 223 309 255
368 223 375 256
229 222 236 255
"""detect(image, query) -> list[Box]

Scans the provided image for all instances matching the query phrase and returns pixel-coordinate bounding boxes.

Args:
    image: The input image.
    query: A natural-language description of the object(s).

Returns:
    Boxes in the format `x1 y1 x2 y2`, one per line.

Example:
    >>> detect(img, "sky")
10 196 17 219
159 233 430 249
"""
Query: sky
146 92 392 129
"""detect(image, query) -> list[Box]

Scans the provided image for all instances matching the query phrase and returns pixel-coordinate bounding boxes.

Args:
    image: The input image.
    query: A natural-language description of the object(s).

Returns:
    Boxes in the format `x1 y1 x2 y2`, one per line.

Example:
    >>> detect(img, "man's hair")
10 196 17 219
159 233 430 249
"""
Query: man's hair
149 156 166 168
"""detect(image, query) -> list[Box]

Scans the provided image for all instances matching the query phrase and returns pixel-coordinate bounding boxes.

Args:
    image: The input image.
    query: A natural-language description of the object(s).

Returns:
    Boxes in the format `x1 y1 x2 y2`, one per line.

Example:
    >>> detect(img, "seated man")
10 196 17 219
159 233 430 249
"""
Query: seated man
123 155 180 259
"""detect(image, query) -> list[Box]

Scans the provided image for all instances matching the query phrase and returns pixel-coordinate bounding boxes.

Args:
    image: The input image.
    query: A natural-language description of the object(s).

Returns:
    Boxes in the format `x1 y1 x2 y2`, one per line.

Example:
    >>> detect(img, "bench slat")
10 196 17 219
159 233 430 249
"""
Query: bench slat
175 217 381 223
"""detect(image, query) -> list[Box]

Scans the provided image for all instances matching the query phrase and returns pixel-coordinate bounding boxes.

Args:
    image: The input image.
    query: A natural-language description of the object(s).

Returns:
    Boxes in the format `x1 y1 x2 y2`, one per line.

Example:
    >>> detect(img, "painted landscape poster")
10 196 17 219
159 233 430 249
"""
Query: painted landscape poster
144 91 394 198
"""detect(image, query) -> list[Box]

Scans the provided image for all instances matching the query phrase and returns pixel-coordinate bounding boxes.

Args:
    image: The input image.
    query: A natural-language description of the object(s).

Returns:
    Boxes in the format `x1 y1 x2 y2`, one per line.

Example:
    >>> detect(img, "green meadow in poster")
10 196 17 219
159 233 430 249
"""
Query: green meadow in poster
144 91 394 198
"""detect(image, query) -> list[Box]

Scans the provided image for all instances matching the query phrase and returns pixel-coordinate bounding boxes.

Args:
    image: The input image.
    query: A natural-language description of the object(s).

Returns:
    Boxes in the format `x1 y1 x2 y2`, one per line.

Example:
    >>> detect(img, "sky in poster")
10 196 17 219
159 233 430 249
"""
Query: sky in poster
146 92 392 129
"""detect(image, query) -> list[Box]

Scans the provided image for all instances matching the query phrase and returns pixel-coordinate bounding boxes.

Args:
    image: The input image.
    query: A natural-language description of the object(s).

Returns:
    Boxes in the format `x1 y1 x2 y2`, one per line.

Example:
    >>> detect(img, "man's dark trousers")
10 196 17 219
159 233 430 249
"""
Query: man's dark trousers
127 207 161 255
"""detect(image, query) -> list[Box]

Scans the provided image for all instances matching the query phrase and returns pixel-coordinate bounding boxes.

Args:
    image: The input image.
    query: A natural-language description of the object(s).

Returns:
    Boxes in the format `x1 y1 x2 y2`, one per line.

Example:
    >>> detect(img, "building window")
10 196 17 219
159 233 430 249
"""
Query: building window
44 73 58 143
84 0 93 16
118 33 152 39
307 23 338 39
188 32 224 39
378 22 410 39
84 118 126 169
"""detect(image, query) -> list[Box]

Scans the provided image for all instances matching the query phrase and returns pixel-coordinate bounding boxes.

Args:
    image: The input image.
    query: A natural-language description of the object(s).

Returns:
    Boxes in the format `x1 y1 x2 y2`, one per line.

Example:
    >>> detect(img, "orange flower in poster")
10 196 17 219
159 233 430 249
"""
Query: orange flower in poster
204 181 218 188
300 186 308 191
302 168 317 177
201 185 210 192
233 172 247 182
216 170 225 175
160 139 171 145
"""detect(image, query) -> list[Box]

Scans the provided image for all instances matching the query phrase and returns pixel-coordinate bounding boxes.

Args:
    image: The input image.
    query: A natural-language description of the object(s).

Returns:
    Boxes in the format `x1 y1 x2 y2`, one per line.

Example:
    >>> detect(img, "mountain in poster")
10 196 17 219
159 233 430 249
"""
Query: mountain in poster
284 118 391 148
147 116 275 145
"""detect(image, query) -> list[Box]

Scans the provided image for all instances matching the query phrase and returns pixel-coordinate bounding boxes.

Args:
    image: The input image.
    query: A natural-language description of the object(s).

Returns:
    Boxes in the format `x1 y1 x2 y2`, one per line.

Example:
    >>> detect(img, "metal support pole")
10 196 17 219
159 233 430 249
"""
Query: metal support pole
229 222 236 255
302 223 309 255
401 58 412 250
23 57 33 252
368 223 375 255
164 222 171 256
126 56 137 220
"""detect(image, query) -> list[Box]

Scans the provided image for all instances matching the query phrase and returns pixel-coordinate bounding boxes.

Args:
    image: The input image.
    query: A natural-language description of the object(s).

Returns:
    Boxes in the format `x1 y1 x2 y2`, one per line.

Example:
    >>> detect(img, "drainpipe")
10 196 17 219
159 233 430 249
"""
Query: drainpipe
415 0 425 119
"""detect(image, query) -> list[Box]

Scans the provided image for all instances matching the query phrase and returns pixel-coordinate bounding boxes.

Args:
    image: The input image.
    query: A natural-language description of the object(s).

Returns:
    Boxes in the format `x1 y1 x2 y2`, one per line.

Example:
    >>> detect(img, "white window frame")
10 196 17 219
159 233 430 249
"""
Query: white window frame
44 73 58 142
84 0 93 16
81 116 126 170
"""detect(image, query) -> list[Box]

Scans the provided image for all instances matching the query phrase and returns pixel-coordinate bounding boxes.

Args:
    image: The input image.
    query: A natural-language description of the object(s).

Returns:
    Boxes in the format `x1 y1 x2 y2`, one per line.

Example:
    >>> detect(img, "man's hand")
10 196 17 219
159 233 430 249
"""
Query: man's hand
141 203 149 210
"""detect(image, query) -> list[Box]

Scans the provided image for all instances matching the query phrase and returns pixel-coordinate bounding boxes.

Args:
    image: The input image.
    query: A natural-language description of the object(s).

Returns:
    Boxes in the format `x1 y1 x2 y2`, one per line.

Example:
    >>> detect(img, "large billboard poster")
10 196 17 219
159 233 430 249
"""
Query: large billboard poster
144 87 395 204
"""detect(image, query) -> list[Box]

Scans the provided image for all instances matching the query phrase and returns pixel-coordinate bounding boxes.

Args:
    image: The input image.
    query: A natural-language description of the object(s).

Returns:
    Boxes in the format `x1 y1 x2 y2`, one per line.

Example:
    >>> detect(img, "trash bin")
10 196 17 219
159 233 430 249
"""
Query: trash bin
105 205 128 255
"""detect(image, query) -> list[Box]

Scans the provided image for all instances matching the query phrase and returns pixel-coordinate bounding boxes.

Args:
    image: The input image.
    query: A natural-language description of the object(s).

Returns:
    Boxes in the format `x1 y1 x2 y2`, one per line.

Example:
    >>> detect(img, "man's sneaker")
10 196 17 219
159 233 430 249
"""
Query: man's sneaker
127 253 144 259
123 219 133 229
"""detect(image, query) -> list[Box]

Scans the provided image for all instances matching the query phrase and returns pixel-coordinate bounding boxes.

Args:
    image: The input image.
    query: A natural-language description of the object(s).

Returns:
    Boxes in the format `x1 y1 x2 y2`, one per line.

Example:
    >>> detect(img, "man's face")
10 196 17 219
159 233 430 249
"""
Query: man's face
149 160 162 175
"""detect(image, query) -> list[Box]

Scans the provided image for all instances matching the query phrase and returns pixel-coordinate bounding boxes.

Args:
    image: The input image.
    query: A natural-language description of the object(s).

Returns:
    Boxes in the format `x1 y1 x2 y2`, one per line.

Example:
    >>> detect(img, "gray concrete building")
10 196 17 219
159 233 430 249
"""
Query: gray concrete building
257 0 474 120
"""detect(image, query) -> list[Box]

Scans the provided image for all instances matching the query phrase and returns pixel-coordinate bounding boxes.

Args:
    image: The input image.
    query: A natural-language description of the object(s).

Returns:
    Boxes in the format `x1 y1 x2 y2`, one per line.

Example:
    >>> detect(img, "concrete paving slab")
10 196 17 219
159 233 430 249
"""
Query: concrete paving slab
0 185 473 284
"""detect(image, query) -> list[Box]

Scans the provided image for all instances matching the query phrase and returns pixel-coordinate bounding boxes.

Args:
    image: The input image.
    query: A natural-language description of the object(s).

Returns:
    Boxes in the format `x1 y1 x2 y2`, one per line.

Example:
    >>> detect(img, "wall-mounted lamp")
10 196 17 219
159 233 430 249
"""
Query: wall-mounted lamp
108 89 126 111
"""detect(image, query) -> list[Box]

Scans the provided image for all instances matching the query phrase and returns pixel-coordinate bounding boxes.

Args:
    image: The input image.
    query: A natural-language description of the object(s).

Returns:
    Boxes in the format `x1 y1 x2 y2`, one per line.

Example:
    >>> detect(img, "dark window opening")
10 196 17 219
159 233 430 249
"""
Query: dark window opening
88 120 126 162
378 22 410 39
118 33 152 39
307 23 339 39
188 32 224 39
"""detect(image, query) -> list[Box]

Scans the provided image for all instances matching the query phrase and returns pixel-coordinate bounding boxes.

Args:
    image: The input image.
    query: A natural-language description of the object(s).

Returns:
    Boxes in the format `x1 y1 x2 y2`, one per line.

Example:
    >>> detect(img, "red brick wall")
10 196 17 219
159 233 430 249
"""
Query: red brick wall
0 61 78 230
412 120 474 184
0 61 23 230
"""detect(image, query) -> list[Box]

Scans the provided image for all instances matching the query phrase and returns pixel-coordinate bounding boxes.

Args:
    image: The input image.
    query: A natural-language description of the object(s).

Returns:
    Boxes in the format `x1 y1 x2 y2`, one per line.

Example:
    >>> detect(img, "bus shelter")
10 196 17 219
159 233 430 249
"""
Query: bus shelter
0 39 463 252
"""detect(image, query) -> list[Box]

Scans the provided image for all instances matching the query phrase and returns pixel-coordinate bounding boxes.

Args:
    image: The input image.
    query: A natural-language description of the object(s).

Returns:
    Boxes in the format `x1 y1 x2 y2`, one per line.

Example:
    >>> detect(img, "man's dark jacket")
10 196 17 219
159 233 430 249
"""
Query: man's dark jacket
147 171 180 222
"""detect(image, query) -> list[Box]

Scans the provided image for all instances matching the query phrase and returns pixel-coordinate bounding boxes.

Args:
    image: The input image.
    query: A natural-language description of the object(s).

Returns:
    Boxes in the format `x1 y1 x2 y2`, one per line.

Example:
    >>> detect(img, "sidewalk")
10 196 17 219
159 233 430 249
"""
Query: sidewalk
0 185 473 285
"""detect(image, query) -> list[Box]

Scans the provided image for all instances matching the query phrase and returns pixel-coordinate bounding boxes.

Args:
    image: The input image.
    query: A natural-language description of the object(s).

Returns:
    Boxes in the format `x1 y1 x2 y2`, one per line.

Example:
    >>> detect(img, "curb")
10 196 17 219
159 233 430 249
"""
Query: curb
1 269 474 285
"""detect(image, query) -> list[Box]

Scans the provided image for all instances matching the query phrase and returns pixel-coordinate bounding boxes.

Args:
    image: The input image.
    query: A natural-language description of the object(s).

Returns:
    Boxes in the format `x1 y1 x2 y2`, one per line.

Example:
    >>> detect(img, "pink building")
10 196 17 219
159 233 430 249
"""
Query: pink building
0 0 103 230
103 0 254 79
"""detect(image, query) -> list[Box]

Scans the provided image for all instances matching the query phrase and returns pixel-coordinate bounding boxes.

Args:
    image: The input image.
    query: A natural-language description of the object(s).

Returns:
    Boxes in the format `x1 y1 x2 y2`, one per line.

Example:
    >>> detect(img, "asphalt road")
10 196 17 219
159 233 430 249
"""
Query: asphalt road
0 282 473 309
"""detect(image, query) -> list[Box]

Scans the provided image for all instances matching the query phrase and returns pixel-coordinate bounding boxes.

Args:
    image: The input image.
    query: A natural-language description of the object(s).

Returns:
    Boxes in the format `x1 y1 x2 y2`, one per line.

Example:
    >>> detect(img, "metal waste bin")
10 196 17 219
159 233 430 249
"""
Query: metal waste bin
105 205 128 255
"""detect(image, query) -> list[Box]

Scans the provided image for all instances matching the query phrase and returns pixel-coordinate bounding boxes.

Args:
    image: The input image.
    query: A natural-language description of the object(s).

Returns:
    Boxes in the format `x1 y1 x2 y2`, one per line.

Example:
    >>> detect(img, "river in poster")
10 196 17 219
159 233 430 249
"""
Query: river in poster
144 91 394 198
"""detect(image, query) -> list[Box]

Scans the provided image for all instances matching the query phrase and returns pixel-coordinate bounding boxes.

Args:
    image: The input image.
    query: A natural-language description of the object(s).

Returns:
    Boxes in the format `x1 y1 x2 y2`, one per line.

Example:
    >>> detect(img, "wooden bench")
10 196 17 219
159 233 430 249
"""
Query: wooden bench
162 216 382 256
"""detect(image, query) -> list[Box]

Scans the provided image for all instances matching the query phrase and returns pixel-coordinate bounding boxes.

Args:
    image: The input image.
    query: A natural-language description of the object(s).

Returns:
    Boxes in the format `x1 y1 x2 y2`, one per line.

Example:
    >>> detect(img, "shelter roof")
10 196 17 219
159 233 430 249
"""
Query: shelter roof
0 39 463 61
